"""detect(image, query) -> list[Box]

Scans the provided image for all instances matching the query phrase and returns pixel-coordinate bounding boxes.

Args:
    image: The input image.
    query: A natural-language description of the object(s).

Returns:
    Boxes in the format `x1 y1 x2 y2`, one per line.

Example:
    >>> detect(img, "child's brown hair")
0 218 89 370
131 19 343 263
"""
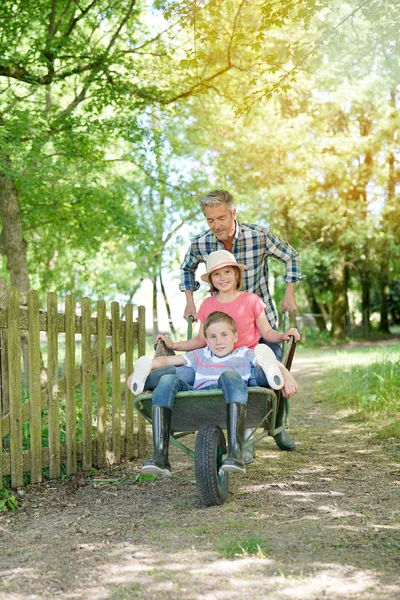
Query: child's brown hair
203 311 237 338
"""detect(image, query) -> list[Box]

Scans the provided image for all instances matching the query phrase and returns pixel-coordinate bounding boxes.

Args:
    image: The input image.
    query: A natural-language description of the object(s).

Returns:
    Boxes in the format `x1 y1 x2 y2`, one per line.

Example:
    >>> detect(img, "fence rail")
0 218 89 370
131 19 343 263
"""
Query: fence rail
0 284 146 489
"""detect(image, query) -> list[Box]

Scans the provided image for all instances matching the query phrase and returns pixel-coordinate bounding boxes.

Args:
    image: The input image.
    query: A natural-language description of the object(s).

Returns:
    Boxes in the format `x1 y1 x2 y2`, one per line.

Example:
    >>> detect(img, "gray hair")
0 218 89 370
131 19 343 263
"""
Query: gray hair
199 190 235 214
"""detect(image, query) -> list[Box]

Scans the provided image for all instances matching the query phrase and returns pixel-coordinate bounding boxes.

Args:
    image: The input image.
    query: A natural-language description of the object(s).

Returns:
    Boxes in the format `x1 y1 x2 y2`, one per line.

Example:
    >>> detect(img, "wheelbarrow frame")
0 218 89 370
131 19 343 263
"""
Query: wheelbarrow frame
134 313 296 505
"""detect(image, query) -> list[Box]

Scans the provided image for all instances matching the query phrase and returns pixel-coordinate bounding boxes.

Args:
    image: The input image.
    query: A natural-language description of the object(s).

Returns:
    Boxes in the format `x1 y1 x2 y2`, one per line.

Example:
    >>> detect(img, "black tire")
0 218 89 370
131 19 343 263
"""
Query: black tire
195 423 229 506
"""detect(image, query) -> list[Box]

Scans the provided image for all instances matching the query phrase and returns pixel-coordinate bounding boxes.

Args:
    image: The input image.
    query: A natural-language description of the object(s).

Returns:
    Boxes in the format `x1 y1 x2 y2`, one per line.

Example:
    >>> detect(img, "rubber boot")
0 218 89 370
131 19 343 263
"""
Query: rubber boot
273 397 296 451
243 427 256 465
220 402 246 474
142 406 172 476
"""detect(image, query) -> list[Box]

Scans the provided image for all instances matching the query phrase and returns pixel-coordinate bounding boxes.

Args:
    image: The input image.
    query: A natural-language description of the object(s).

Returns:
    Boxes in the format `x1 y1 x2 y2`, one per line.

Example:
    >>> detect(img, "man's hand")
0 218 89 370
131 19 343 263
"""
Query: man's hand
184 301 197 322
281 283 297 315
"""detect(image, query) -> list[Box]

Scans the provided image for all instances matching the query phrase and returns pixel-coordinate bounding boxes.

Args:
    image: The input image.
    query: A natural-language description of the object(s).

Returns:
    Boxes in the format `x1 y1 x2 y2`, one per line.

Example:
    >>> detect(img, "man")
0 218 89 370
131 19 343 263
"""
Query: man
179 189 304 454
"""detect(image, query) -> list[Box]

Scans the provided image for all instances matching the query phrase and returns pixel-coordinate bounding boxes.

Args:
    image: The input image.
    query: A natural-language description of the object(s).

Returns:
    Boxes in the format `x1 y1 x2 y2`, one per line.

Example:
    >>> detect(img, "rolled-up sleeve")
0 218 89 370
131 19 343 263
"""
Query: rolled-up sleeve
264 230 305 283
179 245 202 292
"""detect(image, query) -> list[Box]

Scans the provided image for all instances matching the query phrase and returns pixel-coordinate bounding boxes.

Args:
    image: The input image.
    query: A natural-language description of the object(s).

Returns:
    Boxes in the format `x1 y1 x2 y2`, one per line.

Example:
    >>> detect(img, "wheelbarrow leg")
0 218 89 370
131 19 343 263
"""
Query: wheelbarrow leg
142 406 172 476
220 402 246 474
244 427 256 464
274 396 296 451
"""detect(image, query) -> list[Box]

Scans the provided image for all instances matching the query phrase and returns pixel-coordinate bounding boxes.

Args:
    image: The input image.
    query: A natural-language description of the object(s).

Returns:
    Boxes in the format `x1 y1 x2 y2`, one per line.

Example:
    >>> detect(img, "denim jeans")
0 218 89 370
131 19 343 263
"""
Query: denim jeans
152 370 249 409
259 325 282 361
145 365 195 390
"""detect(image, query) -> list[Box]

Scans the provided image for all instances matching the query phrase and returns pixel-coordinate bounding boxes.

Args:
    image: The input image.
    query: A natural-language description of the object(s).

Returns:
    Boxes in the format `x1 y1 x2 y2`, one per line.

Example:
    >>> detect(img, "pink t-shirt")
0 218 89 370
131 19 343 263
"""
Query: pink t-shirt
196 292 267 349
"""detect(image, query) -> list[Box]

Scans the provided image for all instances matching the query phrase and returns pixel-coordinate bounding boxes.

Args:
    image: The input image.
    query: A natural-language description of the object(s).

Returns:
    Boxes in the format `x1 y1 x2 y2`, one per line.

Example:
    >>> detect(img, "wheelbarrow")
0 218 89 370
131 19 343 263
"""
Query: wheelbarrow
134 313 297 506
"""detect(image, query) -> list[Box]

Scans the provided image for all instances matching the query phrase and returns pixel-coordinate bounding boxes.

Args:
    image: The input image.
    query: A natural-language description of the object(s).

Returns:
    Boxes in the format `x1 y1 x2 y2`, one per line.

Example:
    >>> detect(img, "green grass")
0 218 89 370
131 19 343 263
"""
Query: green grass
216 536 270 559
317 346 400 439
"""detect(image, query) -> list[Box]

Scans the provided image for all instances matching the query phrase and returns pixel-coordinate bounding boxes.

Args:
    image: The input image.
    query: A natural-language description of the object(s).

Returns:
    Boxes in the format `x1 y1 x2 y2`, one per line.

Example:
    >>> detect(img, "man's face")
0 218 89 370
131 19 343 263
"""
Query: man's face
204 204 236 242
205 321 238 357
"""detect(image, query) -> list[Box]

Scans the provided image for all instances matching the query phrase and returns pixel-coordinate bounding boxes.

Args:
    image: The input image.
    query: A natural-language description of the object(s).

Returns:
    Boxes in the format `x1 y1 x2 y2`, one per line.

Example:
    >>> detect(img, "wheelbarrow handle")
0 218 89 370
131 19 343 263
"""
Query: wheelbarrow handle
187 314 195 340
283 308 291 331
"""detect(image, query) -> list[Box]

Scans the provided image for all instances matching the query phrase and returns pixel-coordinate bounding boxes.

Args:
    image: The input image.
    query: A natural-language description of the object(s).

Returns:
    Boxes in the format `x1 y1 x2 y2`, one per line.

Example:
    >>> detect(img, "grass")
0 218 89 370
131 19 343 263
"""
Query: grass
315 344 400 439
216 536 270 559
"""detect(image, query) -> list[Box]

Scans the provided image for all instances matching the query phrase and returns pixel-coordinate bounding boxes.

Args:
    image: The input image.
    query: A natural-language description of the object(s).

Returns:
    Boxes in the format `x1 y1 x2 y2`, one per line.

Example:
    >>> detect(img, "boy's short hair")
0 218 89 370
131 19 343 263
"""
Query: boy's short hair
203 311 237 338
208 265 243 293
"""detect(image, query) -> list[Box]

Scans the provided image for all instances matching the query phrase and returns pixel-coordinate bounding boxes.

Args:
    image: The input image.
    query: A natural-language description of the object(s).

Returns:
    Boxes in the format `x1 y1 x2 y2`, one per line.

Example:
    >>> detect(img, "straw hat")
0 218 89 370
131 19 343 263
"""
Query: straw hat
201 250 247 283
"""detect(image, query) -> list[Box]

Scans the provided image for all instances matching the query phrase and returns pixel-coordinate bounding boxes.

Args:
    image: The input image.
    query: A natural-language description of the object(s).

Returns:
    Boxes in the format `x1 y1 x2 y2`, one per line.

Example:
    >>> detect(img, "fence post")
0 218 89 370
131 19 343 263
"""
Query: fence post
81 297 92 470
28 290 42 483
111 301 121 463
97 300 107 467
8 287 23 488
125 304 134 459
47 292 60 479
65 295 77 475
137 305 146 457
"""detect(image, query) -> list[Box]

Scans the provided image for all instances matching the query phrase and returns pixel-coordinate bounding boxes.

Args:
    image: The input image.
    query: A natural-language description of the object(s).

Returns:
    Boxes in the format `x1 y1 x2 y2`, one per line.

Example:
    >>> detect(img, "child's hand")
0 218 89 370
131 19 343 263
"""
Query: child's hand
156 334 176 350
281 369 298 398
281 327 300 342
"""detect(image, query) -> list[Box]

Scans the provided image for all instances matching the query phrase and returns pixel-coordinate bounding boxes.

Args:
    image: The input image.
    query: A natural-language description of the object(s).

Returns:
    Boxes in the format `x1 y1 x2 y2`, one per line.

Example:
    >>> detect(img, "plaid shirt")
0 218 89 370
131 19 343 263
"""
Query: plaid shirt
179 221 304 327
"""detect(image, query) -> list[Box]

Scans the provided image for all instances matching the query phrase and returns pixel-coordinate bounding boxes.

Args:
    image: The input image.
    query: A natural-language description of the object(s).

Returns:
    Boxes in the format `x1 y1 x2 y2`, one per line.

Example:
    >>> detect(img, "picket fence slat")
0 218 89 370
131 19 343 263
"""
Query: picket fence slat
81 297 92 471
8 287 23 488
125 304 135 459
47 292 60 479
65 295 77 475
111 302 121 463
97 300 107 467
28 290 42 484
137 305 147 458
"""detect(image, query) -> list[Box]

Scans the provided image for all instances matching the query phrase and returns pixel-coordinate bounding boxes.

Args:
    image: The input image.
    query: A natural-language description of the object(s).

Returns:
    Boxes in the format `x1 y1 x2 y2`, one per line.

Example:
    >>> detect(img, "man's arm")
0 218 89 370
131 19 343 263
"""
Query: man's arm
261 228 304 315
180 244 202 321
282 282 298 314
184 290 197 321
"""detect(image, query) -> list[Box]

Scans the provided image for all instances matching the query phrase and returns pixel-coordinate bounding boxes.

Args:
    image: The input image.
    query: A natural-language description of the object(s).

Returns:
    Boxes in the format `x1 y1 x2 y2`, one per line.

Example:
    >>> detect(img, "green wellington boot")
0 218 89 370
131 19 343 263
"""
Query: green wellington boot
273 396 296 451
142 405 172 476
220 402 247 474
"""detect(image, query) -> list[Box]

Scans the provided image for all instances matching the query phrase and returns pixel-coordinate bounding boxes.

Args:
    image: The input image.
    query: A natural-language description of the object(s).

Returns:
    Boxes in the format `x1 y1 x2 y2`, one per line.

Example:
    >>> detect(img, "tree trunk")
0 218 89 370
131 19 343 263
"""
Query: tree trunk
305 281 327 333
378 268 390 334
331 254 347 339
0 168 31 383
0 172 30 300
151 276 159 338
159 272 176 335
360 269 370 335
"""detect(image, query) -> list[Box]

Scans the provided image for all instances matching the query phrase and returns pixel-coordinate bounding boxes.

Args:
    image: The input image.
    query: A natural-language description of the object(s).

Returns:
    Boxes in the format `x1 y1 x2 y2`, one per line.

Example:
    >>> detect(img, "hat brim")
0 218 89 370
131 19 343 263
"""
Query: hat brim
201 261 248 283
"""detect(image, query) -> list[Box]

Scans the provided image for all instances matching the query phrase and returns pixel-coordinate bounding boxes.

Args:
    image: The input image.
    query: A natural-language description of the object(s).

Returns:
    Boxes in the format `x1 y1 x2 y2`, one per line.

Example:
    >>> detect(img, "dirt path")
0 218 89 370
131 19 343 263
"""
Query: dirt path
1 346 399 600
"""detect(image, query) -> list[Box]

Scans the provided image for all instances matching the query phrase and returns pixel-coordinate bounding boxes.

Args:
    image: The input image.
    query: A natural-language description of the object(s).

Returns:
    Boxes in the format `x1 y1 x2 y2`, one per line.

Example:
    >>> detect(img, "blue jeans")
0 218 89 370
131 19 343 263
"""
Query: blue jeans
145 365 195 390
152 371 249 409
259 325 282 361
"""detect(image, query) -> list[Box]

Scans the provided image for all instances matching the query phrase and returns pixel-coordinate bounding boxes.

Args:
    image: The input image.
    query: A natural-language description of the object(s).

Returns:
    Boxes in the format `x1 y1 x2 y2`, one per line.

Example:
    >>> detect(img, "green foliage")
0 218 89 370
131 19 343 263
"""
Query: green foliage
0 487 19 513
317 346 400 439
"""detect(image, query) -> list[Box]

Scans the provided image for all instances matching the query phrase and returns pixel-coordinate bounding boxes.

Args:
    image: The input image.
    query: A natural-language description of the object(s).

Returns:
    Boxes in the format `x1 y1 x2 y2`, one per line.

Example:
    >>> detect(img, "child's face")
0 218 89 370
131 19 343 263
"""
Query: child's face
210 266 237 292
205 321 238 357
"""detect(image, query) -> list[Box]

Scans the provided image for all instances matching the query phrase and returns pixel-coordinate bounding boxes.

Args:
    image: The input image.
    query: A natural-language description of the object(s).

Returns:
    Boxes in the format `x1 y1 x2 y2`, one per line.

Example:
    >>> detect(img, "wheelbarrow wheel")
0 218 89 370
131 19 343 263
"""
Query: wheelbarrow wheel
195 423 229 506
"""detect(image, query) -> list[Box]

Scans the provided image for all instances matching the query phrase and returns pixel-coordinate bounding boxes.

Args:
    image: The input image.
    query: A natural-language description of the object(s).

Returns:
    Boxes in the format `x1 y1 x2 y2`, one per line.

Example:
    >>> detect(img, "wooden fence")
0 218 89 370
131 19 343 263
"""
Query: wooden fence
0 283 147 489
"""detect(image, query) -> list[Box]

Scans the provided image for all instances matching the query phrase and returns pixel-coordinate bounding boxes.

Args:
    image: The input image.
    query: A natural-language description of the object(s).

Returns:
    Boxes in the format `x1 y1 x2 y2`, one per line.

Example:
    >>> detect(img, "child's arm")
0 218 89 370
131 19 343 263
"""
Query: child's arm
156 323 207 352
152 354 187 369
278 364 298 399
255 311 300 343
